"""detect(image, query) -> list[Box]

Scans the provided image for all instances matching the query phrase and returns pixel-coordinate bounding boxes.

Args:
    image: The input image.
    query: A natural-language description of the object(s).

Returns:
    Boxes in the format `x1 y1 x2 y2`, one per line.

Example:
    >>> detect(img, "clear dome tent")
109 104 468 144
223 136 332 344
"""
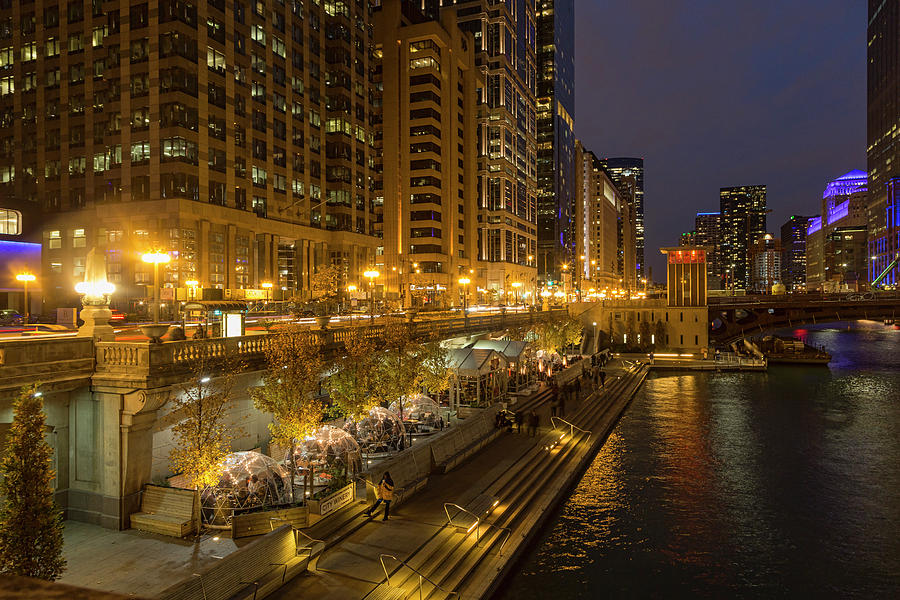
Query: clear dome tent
344 406 407 455
289 426 362 493
390 394 441 429
200 451 292 525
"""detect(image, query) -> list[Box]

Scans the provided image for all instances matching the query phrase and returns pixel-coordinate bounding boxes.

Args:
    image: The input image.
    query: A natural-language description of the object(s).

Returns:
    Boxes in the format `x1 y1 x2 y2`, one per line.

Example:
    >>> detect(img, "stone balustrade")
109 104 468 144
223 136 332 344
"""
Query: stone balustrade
0 337 95 395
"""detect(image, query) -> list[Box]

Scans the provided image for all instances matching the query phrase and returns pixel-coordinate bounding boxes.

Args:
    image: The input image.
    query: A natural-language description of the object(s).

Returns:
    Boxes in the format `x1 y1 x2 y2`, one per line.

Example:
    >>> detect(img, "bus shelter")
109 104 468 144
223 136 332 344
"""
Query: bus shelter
182 301 249 338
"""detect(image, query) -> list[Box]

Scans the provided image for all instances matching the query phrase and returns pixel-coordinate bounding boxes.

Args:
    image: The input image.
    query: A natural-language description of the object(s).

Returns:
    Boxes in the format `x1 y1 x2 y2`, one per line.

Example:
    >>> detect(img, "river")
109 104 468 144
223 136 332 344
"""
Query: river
498 321 900 598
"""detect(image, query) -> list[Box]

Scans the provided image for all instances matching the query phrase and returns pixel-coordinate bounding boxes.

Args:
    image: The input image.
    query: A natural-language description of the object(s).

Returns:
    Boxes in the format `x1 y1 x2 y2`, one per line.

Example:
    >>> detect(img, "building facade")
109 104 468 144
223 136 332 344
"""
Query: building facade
373 1 481 307
867 0 900 285
0 0 380 310
535 0 575 286
805 170 868 291
750 233 781 293
428 0 538 297
780 214 812 292
719 185 767 291
599 157 644 281
694 211 720 289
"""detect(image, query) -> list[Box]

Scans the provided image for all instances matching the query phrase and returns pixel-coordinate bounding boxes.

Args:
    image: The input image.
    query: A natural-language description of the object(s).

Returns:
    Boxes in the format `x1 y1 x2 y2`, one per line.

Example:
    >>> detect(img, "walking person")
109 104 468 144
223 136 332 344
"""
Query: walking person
599 369 606 387
364 471 394 521
528 410 539 437
514 411 523 434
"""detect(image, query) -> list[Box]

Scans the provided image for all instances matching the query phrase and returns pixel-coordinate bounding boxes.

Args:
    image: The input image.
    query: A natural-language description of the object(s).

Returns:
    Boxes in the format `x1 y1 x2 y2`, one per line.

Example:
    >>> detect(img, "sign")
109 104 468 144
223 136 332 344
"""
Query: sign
315 483 355 517
244 289 267 300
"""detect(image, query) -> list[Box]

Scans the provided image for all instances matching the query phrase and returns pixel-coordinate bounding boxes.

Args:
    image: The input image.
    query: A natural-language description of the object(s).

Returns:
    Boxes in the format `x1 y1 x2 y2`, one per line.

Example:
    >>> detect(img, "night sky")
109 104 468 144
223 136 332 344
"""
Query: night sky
574 1 866 280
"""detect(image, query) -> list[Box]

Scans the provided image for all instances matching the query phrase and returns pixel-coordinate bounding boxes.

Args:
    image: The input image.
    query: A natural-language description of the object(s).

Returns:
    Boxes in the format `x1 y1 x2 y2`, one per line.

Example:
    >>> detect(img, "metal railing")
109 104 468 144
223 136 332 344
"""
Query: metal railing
550 416 591 441
269 517 324 567
475 521 512 557
379 553 460 599
443 502 482 540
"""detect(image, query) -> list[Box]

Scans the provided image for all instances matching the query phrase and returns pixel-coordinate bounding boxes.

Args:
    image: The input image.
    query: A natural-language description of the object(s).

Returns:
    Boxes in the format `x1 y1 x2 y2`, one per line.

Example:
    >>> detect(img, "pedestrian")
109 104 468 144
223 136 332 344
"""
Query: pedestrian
528 410 539 437
514 411 523 434
364 471 394 521
599 369 606 387
438 415 444 430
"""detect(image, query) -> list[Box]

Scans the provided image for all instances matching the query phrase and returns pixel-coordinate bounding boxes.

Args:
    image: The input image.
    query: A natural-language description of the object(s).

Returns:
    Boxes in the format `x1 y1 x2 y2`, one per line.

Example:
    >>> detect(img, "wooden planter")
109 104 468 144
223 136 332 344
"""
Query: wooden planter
231 505 309 539
308 483 355 517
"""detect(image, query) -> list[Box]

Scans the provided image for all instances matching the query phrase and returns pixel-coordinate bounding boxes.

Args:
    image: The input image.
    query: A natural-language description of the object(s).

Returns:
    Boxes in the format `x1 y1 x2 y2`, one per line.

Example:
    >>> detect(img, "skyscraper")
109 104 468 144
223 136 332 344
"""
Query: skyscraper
429 0 539 295
0 0 378 309
780 215 813 291
750 233 781 293
719 185 767 290
535 0 575 286
867 0 900 285
599 157 644 282
694 211 720 289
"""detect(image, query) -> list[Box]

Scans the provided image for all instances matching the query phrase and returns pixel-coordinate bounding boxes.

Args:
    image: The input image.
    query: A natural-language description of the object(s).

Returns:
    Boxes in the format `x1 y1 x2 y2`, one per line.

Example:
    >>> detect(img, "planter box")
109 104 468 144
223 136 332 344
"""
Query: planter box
231 505 309 539
308 483 355 517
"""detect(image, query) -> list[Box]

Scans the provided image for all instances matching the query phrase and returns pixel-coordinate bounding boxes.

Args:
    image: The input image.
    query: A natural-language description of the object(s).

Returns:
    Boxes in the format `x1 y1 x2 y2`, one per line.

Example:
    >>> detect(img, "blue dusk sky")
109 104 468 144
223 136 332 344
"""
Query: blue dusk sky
574 1 866 279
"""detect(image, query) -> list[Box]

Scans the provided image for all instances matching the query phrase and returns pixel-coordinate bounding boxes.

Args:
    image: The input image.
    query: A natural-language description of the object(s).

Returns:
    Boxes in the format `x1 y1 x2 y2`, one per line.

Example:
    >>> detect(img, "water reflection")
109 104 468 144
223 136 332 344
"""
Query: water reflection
499 322 900 599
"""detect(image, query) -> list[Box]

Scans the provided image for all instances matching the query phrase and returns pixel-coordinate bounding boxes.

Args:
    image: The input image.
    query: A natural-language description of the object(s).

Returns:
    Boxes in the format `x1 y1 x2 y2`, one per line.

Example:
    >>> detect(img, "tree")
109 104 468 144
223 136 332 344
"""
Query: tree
169 354 241 533
416 339 452 401
252 326 325 497
639 320 653 350
0 386 66 581
532 316 584 357
654 321 667 349
310 263 345 314
374 318 424 418
326 325 379 420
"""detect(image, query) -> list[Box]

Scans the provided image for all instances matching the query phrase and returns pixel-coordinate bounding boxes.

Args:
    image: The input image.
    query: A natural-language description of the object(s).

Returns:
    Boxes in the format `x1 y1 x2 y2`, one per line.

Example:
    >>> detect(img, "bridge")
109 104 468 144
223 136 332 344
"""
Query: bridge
708 293 900 343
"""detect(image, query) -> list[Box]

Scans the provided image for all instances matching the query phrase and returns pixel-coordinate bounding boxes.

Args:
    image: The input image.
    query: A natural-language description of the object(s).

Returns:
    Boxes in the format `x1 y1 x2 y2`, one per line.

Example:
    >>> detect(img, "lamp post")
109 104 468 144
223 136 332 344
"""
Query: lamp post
141 251 171 324
458 277 470 314
185 280 199 301
261 281 273 305
511 281 522 307
15 273 35 323
364 269 379 322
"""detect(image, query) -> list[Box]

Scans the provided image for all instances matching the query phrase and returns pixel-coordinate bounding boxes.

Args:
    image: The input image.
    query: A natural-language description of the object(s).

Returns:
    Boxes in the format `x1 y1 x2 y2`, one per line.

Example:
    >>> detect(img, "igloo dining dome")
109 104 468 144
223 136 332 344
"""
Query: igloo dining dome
344 406 406 454
288 426 362 489
200 451 292 524
390 394 441 427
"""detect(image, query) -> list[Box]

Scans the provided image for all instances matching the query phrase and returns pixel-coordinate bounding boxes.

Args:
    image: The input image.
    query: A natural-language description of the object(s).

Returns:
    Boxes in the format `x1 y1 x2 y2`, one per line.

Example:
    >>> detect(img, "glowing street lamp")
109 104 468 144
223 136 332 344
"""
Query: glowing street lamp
261 281 273 304
458 277 471 313
364 269 380 321
511 281 523 306
185 280 199 301
141 251 171 324
15 273 36 322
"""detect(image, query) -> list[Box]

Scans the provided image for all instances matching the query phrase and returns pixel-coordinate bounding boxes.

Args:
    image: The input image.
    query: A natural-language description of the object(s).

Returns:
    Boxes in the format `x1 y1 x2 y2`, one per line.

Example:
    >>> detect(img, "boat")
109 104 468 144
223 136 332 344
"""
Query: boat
751 335 831 365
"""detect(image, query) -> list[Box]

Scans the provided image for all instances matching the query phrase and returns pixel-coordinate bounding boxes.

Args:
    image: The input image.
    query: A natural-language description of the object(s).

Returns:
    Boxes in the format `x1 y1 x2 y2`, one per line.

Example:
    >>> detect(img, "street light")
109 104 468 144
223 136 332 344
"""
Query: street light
261 281 273 304
364 269 380 322
141 251 171 324
511 281 522 307
15 273 35 323
458 277 471 313
185 280 199 302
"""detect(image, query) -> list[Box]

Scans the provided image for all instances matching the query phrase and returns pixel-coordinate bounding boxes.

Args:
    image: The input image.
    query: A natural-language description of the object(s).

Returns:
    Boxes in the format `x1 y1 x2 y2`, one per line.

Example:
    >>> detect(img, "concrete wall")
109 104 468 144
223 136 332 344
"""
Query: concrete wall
575 299 709 352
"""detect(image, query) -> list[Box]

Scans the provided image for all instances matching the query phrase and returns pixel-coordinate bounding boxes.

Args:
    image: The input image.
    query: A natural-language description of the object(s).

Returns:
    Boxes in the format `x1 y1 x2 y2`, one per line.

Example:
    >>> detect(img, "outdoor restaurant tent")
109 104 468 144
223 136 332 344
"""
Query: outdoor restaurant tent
447 348 509 408
469 340 533 391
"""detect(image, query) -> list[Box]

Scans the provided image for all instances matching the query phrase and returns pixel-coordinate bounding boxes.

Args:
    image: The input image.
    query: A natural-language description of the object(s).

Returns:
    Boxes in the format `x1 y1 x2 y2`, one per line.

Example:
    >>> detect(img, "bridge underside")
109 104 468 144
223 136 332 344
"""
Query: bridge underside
709 301 899 343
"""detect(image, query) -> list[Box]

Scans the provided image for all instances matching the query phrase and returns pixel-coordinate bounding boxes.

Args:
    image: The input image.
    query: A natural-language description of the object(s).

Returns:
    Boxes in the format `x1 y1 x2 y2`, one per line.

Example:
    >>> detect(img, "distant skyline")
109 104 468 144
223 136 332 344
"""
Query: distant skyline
576 1 866 280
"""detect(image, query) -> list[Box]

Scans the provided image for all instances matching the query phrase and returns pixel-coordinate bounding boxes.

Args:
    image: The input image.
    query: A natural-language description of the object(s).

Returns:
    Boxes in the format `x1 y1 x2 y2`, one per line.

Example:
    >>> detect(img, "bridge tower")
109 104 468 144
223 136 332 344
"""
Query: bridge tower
661 247 708 307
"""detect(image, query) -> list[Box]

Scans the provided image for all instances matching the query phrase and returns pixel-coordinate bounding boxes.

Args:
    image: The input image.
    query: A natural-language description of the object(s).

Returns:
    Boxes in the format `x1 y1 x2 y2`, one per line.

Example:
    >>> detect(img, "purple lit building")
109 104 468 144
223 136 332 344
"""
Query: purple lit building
805 170 869 291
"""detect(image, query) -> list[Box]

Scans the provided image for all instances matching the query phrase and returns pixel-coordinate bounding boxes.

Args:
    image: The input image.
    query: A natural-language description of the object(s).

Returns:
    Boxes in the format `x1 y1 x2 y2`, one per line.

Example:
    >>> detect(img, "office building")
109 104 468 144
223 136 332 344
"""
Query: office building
719 185 767 290
0 0 379 310
575 141 628 292
535 0 575 286
867 0 900 284
805 170 868 290
373 1 481 308
599 157 644 281
427 0 539 296
694 211 721 289
750 233 781 293
780 215 813 292
679 231 696 246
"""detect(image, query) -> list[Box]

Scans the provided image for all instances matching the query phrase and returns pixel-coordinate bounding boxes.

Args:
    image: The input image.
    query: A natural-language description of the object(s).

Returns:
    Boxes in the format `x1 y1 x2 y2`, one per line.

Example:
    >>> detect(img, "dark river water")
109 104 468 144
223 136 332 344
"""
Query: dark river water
498 321 900 599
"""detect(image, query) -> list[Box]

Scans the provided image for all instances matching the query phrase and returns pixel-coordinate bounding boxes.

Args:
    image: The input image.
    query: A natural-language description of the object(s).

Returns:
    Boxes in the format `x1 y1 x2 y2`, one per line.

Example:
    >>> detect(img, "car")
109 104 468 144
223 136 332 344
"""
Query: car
0 309 25 326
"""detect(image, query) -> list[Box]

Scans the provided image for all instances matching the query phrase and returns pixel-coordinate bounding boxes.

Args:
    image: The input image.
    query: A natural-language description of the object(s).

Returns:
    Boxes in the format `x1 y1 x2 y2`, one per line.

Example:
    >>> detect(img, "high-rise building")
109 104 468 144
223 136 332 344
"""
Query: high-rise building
373 0 481 308
0 0 379 310
867 0 900 285
428 0 539 296
575 141 627 292
535 0 575 286
694 211 720 289
679 231 696 246
750 233 781 293
599 157 644 281
719 185 767 290
805 170 868 290
780 215 813 292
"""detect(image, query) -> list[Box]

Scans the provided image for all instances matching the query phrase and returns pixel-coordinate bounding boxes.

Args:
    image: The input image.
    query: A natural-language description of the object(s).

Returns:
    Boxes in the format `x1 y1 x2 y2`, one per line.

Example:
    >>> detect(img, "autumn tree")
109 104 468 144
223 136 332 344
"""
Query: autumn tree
169 354 241 533
326 325 379 420
374 318 426 419
252 326 325 497
0 386 66 581
415 339 452 403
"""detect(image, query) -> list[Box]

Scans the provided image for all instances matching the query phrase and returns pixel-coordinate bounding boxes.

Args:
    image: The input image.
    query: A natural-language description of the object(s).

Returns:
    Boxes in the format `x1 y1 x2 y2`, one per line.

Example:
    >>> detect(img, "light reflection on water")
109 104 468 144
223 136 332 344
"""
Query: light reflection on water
498 322 900 599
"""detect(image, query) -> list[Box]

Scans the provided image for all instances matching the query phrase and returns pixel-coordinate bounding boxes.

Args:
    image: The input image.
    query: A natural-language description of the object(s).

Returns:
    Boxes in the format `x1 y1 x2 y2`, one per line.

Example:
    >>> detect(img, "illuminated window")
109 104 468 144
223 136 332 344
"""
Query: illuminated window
48 230 62 249
73 228 86 248
0 208 21 235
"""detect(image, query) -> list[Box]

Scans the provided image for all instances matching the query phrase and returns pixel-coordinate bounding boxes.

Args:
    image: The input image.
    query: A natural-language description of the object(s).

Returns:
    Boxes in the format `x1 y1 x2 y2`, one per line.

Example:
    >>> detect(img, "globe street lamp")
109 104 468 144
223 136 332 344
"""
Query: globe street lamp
458 277 471 313
364 269 379 322
141 251 171 324
15 273 35 323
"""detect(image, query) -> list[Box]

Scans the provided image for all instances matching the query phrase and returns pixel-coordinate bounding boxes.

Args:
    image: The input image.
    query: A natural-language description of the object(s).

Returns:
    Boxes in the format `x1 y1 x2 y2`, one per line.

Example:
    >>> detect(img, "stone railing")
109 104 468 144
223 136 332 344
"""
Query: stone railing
0 337 95 395
94 309 565 383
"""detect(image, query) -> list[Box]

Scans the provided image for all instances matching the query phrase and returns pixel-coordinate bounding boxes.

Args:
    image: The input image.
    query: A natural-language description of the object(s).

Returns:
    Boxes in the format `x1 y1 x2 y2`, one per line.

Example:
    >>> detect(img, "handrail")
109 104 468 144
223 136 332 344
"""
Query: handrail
476 521 512 557
550 416 591 440
269 517 324 560
379 553 460 598
443 502 481 540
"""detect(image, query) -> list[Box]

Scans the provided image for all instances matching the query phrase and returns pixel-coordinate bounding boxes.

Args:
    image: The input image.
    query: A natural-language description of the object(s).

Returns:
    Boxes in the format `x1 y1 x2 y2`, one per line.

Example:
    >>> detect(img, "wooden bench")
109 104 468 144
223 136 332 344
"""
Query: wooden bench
158 525 307 600
130 485 196 538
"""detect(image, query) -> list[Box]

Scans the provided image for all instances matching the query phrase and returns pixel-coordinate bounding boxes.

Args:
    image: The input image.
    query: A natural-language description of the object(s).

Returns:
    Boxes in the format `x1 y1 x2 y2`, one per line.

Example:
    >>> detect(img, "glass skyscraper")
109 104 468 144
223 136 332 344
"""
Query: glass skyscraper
599 157 644 281
719 185 767 290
